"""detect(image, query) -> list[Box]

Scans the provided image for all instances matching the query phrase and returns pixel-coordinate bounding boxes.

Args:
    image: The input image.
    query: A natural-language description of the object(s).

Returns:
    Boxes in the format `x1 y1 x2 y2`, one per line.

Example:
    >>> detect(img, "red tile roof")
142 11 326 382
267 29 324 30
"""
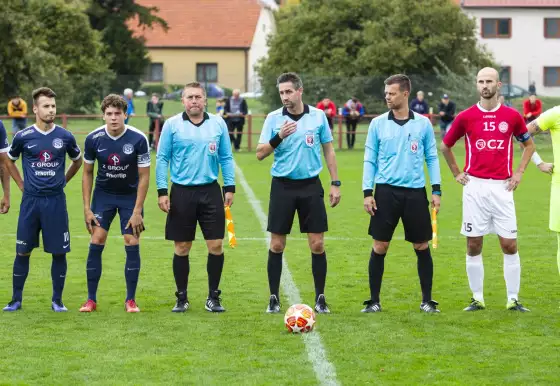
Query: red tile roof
460 0 560 6
131 0 262 48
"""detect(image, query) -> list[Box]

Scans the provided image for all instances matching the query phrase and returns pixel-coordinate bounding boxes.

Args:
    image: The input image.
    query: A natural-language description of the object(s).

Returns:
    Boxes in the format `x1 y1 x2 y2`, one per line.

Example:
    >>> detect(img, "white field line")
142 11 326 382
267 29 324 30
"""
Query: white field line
235 163 339 386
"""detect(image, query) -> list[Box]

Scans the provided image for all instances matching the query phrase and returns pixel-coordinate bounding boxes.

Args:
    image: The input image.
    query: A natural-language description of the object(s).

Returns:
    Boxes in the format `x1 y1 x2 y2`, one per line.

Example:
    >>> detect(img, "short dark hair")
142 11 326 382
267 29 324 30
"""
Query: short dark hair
101 94 128 113
32 87 56 104
276 72 303 90
184 82 206 96
152 93 159 98
384 74 411 93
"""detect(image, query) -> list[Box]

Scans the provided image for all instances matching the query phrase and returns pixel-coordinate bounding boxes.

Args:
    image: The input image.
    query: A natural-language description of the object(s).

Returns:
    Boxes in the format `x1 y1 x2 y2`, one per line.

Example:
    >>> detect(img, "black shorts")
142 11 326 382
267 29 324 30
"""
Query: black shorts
368 184 431 243
267 177 328 235
165 182 225 242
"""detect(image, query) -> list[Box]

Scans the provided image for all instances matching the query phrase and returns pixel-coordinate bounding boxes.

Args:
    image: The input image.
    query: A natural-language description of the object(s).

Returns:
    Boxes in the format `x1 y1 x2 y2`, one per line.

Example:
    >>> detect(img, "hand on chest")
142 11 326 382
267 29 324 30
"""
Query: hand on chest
274 121 320 148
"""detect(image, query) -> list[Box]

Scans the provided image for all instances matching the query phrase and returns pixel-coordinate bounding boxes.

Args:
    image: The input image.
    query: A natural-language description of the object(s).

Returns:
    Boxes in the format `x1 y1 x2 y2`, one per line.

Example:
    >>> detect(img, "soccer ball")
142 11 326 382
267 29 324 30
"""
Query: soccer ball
284 304 315 333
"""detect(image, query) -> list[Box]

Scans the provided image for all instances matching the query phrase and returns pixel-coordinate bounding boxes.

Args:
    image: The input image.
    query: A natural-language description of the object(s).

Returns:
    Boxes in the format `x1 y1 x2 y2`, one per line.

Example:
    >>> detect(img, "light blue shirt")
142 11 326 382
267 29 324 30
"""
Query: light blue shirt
363 110 441 191
156 112 235 190
259 105 333 179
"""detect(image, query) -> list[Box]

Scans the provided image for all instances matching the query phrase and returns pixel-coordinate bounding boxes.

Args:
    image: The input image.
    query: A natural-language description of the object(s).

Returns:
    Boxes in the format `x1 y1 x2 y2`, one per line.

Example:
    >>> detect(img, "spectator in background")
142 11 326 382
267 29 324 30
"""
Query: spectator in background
342 97 365 149
146 93 164 149
7 95 28 134
123 88 135 124
437 94 456 138
224 89 248 151
216 98 226 118
316 98 336 130
523 93 542 124
528 81 536 95
498 94 513 107
410 90 429 115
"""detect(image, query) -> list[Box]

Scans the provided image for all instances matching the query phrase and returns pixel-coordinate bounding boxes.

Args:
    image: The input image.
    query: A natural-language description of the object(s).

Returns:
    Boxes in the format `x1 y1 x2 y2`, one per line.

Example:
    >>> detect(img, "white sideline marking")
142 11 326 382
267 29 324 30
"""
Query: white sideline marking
235 163 340 386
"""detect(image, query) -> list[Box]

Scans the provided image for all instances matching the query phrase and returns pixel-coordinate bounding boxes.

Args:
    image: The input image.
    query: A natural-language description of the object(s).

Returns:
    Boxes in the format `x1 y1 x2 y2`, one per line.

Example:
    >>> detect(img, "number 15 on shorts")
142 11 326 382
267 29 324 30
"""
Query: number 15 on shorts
463 222 473 232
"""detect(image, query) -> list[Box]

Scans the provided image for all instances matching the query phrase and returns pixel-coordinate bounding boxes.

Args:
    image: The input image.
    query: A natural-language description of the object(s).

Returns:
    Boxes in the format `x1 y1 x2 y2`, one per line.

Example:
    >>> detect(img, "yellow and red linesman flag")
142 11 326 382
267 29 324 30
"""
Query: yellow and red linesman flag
431 207 438 249
225 206 237 248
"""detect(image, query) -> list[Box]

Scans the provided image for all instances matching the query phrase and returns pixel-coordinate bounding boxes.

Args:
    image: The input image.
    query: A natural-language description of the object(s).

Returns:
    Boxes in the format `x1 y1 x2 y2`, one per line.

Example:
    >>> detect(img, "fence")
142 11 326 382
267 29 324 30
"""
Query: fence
1 113 445 152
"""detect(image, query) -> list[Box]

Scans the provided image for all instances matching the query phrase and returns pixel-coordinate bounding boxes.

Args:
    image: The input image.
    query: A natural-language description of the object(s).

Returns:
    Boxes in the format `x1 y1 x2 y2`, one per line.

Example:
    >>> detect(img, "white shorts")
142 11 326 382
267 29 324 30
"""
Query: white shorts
461 176 518 239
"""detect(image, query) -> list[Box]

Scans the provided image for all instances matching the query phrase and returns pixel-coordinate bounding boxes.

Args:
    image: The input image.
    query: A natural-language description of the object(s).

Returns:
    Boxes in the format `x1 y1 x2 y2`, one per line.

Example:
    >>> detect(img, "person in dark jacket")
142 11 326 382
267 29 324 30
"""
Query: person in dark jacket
437 94 456 138
410 90 429 115
224 89 249 151
146 93 164 149
342 97 365 149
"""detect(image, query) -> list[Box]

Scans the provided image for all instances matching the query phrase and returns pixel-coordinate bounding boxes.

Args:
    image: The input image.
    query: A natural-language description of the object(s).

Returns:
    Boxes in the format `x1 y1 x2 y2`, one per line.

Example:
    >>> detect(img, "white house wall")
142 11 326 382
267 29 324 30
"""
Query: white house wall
248 6 276 92
464 7 560 96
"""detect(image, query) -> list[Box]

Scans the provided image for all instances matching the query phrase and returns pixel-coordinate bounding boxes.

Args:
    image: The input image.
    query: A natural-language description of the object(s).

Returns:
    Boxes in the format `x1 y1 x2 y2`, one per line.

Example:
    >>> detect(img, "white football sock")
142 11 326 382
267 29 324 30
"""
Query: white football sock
504 252 521 301
466 254 484 302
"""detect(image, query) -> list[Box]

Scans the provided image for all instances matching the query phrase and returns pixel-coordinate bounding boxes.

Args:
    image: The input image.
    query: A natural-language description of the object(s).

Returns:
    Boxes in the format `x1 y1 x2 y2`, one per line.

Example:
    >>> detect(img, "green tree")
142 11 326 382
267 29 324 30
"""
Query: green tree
257 0 494 111
87 0 168 93
0 0 114 113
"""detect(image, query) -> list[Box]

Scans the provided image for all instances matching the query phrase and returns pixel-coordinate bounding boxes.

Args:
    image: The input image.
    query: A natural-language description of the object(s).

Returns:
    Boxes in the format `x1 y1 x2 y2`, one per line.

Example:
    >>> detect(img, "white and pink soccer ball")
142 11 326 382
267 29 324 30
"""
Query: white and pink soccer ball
284 304 315 333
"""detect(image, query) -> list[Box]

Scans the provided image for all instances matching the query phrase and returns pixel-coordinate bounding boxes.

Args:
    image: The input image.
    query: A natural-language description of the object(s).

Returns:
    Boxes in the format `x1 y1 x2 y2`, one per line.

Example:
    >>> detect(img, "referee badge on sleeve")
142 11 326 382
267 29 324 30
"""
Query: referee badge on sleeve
305 131 315 147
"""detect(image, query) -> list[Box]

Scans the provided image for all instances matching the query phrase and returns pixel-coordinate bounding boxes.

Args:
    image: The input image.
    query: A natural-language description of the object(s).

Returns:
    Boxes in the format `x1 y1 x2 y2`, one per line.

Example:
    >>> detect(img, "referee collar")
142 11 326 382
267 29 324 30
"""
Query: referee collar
282 104 310 122
182 111 209 127
388 109 414 126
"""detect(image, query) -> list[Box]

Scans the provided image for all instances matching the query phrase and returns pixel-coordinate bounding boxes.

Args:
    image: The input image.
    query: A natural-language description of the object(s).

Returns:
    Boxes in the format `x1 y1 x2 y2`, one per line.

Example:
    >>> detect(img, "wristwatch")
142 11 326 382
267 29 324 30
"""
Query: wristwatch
331 180 342 187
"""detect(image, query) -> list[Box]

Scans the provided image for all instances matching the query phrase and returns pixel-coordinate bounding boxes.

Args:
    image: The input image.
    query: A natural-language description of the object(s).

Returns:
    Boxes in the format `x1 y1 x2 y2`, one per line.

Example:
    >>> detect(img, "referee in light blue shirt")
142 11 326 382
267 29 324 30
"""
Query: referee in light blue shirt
156 82 235 313
257 72 341 315
361 74 442 314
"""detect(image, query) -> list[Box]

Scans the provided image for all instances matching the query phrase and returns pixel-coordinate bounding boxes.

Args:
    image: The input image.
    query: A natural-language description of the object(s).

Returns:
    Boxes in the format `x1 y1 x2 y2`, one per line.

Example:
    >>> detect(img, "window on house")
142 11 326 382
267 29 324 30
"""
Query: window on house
196 63 218 83
544 67 560 87
145 63 163 82
545 18 560 38
481 18 511 38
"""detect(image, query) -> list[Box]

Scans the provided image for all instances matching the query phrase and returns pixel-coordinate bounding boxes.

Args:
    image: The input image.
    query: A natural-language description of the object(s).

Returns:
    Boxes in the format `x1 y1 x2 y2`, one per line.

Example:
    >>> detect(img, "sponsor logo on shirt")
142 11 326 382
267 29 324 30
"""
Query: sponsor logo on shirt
410 140 419 153
498 122 509 133
305 131 315 147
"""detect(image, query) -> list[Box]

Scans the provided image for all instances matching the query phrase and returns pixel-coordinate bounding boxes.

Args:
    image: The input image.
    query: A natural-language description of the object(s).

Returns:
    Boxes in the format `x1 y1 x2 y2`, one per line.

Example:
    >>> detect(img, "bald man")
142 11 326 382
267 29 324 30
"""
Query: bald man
440 67 535 312
224 89 249 151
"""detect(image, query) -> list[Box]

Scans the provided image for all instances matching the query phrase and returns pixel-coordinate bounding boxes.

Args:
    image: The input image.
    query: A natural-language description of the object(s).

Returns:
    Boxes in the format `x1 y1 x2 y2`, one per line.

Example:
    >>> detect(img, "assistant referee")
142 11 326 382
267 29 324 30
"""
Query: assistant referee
156 82 235 313
257 72 341 315
362 74 442 314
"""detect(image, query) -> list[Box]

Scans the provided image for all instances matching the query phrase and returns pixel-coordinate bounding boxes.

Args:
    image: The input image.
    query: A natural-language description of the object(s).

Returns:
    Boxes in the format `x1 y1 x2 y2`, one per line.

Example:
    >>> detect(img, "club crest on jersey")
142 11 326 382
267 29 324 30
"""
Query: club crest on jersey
498 121 509 133
305 131 315 147
52 138 63 149
123 144 134 155
410 140 419 153
108 153 121 165
208 141 217 154
39 150 53 162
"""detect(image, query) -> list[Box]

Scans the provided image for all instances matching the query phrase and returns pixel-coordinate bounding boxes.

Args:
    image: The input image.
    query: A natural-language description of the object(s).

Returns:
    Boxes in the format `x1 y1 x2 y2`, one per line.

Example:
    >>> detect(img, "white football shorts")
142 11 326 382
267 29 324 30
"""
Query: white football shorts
461 175 518 239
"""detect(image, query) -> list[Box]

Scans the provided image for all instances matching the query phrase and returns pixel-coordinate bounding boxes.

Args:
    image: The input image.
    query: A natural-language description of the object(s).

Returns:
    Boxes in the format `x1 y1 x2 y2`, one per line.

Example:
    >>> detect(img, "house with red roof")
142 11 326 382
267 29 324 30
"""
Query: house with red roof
132 0 278 92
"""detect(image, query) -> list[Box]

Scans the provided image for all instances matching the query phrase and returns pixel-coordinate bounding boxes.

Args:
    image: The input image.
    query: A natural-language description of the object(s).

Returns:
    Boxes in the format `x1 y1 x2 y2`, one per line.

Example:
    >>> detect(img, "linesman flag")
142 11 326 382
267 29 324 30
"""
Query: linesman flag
431 207 438 249
225 206 237 248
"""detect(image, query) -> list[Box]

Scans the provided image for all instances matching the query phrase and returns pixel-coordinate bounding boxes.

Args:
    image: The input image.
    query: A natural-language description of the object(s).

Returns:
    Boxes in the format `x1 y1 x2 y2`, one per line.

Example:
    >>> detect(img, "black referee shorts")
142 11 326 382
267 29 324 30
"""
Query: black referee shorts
165 182 225 242
368 184 431 243
267 176 328 235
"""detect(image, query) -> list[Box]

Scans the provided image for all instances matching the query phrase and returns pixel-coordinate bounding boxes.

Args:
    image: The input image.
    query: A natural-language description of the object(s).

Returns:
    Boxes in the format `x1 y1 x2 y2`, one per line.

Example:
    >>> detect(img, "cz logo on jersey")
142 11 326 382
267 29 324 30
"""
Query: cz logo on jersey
476 139 505 150
208 141 217 154
305 131 315 147
108 154 121 165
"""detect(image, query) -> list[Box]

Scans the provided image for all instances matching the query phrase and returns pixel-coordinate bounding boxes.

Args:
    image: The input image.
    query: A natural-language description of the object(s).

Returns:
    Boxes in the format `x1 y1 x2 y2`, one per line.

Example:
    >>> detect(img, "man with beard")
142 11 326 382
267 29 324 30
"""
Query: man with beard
257 72 341 314
156 82 235 313
362 74 441 314
3 87 83 312
440 67 535 312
